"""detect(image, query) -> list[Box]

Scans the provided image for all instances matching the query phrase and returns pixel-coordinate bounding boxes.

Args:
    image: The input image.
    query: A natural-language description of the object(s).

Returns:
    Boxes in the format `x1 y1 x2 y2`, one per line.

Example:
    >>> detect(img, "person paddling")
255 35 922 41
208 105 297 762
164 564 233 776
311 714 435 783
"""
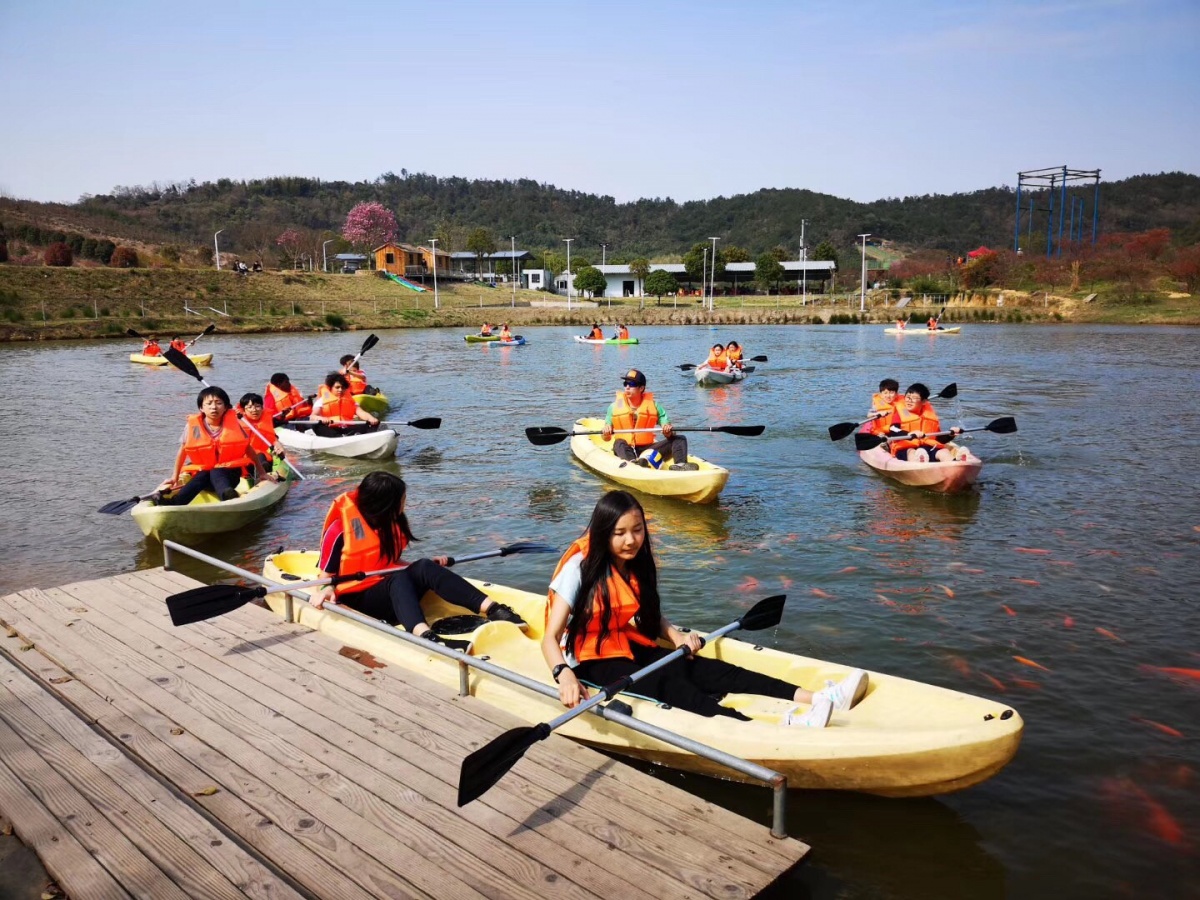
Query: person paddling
703 343 728 372
141 337 163 357
867 378 901 436
927 314 941 331
725 341 744 370
263 372 312 424
602 369 696 470
311 372 379 436
169 336 188 354
887 382 963 462
339 354 372 395
589 323 604 340
308 472 526 648
616 323 630 341
499 323 514 341
480 323 493 336
238 393 290 479
542 491 868 726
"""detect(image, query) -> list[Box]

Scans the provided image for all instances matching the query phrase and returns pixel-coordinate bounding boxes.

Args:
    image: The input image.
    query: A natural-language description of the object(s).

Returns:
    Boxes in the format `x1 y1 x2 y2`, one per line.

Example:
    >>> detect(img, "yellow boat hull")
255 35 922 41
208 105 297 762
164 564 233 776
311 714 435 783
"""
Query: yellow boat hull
130 353 212 366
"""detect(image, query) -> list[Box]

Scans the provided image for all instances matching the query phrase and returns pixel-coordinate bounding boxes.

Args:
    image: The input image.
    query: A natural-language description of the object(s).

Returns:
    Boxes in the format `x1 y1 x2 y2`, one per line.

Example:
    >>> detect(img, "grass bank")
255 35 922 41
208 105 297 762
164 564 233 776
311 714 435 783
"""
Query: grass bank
0 267 1195 341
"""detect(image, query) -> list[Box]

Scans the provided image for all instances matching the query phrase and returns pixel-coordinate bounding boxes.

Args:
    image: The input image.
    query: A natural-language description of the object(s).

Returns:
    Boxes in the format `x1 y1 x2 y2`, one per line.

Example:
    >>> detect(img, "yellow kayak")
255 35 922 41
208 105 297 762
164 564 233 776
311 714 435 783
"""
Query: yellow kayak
130 477 289 540
263 551 1023 797
353 391 389 417
130 353 213 366
569 417 729 504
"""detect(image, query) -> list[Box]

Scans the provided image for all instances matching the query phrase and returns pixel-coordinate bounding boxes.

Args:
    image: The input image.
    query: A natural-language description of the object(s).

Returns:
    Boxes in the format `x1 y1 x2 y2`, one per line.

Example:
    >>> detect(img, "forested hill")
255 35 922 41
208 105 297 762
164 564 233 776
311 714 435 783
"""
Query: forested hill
5 170 1199 259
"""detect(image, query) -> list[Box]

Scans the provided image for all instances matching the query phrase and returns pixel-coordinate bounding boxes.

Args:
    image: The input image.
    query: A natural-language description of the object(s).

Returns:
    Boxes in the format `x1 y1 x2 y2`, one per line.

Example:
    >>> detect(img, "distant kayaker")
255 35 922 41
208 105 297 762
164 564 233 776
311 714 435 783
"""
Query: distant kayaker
602 369 697 471
338 354 370 395
887 383 963 462
237 393 288 478
152 386 272 506
499 323 514 341
703 343 728 372
312 372 379 436
263 372 312 424
169 336 188 354
589 323 604 340
480 323 493 336
616 324 630 340
867 378 901 436
542 491 867 726
927 315 941 331
725 341 744 370
141 337 163 357
308 472 526 648
896 319 907 330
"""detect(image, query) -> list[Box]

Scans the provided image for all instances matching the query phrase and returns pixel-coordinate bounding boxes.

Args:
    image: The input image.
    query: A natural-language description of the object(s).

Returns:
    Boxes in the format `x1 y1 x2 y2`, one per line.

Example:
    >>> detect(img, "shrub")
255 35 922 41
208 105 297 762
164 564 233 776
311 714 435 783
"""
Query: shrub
67 233 85 254
325 313 346 329
100 307 111 316
44 242 73 266
4 308 22 322
95 240 116 264
0 238 7 263
160 245 181 263
110 246 140 268
63 307 76 318
80 238 97 259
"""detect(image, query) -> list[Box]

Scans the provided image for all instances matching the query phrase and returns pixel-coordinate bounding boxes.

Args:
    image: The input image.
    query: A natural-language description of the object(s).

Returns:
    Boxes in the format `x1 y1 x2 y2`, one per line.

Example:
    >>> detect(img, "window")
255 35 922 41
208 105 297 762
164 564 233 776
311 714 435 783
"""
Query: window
386 252 395 265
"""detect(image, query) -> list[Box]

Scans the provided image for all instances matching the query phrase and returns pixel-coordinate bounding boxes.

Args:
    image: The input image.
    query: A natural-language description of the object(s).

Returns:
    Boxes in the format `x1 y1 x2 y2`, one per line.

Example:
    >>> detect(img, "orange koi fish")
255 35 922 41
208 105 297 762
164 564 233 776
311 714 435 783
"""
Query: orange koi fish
1095 627 1124 642
964 567 985 574
1132 717 1183 738
938 584 955 598
735 576 760 593
1001 604 1017 616
1014 547 1051 555
1133 784 1186 847
779 576 793 589
1010 578 1042 586
837 566 859 574
811 587 833 599
948 656 971 677
1012 678 1042 690
981 672 1007 692
1063 616 1075 628
1013 655 1051 671
1141 666 1200 681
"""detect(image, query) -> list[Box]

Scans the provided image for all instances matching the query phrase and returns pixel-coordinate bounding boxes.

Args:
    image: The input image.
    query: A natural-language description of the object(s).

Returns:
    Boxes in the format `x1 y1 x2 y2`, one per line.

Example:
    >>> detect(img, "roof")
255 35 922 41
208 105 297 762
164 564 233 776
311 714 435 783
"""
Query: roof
593 260 834 276
333 253 367 261
449 250 534 261
595 264 686 275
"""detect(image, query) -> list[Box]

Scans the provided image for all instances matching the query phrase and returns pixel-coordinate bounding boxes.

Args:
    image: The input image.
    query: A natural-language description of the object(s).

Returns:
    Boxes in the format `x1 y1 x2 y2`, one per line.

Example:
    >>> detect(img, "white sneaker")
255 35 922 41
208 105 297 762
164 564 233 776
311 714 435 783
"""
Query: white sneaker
782 695 832 728
955 447 971 462
910 448 929 463
814 669 869 711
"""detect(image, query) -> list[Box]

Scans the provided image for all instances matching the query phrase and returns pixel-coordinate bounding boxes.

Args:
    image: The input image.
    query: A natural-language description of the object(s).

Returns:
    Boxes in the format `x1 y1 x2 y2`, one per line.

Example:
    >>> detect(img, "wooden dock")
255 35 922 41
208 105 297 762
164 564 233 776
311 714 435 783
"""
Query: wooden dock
0 569 808 899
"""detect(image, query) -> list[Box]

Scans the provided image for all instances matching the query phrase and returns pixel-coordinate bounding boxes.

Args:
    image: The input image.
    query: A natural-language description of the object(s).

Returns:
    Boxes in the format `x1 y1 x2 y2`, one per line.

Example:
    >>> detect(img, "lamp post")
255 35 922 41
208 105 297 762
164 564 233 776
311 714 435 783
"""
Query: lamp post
708 236 720 312
510 236 517 307
799 220 807 305
214 229 224 270
858 233 871 313
322 239 333 273
429 238 440 309
701 247 707 308
563 238 573 310
601 242 607 266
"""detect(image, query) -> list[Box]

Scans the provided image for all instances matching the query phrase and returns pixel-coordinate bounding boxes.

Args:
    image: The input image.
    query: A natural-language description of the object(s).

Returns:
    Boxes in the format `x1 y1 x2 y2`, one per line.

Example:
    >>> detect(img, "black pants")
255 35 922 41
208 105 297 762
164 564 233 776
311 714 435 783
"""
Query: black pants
158 468 242 506
574 642 798 719
613 436 688 465
336 558 487 633
313 421 376 438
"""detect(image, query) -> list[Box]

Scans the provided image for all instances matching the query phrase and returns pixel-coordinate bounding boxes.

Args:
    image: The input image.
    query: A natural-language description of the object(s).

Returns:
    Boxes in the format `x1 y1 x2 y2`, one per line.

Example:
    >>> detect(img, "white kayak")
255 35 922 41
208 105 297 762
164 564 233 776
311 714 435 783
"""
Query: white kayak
694 365 744 386
884 326 961 335
277 424 398 459
857 442 982 493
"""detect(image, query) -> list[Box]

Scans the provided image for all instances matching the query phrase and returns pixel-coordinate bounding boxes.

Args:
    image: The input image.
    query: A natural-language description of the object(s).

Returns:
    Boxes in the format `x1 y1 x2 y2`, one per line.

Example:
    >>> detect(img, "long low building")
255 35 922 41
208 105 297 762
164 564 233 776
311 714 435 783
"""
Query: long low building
557 260 836 298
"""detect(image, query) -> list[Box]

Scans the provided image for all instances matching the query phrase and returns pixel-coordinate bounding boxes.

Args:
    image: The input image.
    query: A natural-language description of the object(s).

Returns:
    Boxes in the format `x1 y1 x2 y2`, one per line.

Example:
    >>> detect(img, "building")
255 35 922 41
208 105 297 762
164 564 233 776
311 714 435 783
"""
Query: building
521 268 553 291
572 260 836 298
449 249 535 280
332 253 368 274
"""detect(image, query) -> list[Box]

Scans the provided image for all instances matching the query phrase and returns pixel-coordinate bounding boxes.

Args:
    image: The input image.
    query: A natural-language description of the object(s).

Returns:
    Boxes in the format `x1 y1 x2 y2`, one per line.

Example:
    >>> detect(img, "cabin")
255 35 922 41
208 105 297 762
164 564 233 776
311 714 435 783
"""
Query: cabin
374 242 425 277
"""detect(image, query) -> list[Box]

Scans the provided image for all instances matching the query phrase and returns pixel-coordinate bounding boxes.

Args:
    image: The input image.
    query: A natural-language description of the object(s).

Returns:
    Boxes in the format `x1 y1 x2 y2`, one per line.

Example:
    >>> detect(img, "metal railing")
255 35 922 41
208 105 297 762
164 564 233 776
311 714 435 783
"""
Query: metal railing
162 540 790 837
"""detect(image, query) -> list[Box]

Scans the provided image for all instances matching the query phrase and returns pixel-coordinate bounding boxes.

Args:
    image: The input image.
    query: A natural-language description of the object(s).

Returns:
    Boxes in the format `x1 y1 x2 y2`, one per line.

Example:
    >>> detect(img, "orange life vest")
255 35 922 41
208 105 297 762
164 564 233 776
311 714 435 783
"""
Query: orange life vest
548 537 658 663
618 327 629 340
316 385 359 421
889 401 943 454
266 383 311 420
869 393 900 436
181 410 252 473
142 341 162 356
239 410 278 456
610 390 659 448
344 368 368 395
322 490 408 595
480 325 493 335
928 319 938 330
169 339 188 353
726 347 743 365
705 350 728 371
500 328 512 340
590 327 604 340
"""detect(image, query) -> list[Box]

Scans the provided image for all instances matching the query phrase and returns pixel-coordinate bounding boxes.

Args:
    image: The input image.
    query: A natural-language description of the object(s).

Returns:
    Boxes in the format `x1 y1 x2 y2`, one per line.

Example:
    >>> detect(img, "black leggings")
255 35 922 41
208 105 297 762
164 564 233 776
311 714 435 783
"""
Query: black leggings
157 468 242 506
336 558 487 633
574 642 799 719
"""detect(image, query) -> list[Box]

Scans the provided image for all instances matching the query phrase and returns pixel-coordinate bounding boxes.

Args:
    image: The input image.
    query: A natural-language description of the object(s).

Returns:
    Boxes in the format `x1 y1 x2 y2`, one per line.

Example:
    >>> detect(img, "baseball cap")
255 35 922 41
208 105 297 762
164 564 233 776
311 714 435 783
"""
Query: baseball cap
622 369 647 387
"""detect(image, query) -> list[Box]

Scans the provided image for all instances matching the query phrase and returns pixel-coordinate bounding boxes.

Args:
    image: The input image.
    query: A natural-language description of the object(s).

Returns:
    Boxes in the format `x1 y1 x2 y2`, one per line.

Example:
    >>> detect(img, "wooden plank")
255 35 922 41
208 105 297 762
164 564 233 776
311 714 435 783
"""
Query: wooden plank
0 587 427 900
0 654 302 900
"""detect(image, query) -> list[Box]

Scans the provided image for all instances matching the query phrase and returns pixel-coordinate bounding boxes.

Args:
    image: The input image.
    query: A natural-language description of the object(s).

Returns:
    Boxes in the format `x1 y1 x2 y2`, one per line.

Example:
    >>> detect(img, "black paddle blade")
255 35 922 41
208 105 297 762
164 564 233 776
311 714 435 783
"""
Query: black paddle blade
828 422 859 442
750 355 768 362
406 417 441 430
714 424 765 437
98 496 143 515
203 323 216 335
739 595 786 631
987 416 1018 434
167 583 268 627
676 363 697 371
499 541 558 556
360 333 379 355
458 723 550 806
163 347 204 382
126 328 143 338
936 383 958 400
855 432 888 451
525 426 571 446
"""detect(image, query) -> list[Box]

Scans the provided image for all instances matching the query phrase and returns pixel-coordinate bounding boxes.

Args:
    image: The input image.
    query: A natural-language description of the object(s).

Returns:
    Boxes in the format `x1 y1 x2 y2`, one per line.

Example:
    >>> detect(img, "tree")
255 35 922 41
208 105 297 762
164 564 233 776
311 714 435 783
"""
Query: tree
44 242 73 266
276 228 305 269
95 239 116 265
542 250 566 275
683 242 707 282
0 222 7 264
812 240 839 269
629 257 650 302
723 245 751 263
754 252 784 293
644 269 678 304
1167 243 1200 292
574 265 607 298
342 202 398 267
434 222 455 253
110 246 140 268
466 227 496 277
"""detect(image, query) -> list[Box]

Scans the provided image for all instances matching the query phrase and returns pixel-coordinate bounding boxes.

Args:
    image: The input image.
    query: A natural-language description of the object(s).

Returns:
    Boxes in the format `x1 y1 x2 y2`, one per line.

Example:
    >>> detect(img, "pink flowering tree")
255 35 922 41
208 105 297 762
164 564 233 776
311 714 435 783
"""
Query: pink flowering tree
342 202 398 268
276 228 305 269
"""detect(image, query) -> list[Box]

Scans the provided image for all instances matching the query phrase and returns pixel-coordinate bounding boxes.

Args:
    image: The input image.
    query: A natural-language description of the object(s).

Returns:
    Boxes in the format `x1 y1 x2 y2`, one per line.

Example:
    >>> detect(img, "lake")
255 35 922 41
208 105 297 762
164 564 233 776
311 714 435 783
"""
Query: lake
1 323 1197 899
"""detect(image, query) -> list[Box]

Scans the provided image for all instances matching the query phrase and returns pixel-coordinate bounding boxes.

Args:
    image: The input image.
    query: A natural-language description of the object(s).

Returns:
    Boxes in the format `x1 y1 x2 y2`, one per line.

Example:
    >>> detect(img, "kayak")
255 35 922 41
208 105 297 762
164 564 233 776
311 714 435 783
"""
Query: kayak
884 326 962 335
573 336 640 345
277 424 399 459
464 334 501 343
857 442 982 493
353 391 390 417
131 477 289 540
492 337 526 346
569 417 728 504
262 551 1023 797
694 365 744 387
130 353 213 366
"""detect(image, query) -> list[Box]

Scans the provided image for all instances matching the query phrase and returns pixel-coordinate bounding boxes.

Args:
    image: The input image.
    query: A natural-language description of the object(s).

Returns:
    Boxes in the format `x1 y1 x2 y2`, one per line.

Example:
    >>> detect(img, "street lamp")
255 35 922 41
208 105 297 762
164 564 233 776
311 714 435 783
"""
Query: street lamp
708 237 720 311
563 238 573 310
858 233 871 313
799 220 807 305
601 242 607 266
322 239 333 273
510 236 517 307
429 238 440 309
213 229 224 270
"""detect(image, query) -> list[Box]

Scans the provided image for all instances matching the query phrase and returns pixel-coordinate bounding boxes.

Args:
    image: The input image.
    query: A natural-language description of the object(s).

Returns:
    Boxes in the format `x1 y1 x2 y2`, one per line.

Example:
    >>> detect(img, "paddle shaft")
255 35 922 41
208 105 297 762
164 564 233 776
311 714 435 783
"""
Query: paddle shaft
348 333 379 369
185 324 215 349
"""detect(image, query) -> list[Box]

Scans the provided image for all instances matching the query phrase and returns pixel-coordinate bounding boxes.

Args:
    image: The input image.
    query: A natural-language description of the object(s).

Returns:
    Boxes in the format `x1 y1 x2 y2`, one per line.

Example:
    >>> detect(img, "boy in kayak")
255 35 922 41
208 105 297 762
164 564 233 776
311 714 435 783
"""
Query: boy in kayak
887 383 962 462
238 393 290 479
588 323 604 340
601 369 697 471
312 372 380 436
263 373 312 424
338 354 373 395
866 378 901 436
141 337 163 356
703 344 728 371
480 323 493 336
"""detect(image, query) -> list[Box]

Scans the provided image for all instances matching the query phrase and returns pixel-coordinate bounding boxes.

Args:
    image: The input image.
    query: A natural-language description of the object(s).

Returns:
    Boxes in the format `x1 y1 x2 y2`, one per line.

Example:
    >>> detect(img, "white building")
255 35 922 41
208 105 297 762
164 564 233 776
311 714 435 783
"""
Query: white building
521 268 552 291
565 260 836 298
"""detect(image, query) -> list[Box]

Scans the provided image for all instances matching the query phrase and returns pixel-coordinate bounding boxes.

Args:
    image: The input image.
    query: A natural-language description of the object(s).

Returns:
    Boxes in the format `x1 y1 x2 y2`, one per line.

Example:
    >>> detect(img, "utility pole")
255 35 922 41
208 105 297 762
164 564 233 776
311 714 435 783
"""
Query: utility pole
858 233 871 313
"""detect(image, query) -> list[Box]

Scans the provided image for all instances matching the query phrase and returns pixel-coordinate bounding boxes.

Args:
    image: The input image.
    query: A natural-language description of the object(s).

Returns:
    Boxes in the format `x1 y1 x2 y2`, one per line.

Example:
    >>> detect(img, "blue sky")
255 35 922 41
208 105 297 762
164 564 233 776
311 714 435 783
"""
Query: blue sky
1 0 1197 205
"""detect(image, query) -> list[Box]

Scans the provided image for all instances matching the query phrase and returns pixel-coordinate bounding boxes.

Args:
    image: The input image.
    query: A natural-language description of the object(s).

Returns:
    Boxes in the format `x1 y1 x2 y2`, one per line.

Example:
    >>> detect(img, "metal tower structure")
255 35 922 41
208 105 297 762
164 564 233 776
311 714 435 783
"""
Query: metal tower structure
1014 166 1101 257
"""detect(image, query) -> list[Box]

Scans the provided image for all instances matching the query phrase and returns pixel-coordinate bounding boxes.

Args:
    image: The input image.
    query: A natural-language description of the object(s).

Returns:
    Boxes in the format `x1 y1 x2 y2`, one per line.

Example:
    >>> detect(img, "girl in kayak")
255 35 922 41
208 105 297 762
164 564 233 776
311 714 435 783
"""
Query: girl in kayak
309 472 526 648
704 343 728 371
725 341 744 370
542 491 867 727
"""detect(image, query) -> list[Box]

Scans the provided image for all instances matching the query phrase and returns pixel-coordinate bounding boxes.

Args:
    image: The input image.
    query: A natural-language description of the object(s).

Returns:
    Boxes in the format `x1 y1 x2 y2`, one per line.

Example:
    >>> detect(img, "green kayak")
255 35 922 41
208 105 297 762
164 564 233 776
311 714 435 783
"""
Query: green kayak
464 334 501 343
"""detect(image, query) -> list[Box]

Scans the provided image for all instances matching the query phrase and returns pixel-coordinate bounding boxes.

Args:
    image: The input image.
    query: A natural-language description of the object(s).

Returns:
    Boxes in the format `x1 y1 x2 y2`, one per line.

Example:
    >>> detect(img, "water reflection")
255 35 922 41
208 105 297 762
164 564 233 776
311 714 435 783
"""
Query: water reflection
856 481 982 547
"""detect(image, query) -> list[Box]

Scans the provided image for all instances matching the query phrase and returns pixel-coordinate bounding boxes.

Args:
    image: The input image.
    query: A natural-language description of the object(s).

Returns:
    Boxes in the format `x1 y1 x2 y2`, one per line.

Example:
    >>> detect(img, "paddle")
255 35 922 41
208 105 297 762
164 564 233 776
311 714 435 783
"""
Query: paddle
98 491 162 516
163 347 306 482
929 306 946 330
525 424 765 447
456 593 786 806
827 382 959 442
185 323 216 349
853 416 1018 452
166 541 557 626
272 394 317 427
677 355 767 371
287 417 441 430
348 333 379 369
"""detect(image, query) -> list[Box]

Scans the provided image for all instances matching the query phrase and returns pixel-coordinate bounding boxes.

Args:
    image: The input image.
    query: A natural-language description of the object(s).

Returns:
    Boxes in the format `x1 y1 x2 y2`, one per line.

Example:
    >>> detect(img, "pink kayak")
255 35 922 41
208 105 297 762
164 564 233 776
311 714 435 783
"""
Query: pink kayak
857 443 982 493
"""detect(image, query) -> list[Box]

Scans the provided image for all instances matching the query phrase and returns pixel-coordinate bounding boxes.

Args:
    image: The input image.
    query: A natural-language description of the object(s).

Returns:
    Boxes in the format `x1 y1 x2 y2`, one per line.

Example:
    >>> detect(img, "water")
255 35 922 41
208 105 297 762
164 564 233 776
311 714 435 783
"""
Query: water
1 324 1198 899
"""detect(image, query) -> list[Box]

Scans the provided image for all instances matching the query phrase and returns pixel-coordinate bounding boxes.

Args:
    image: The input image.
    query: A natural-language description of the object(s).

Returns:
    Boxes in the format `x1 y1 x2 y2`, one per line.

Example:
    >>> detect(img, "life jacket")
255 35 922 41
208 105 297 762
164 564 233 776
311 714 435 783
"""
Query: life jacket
181 410 252 473
239 409 278 456
480 325 493 335
169 340 188 353
142 341 162 356
889 401 944 455
590 327 604 340
500 328 513 340
610 390 659 448
322 490 408 595
869 393 900 436
705 350 728 371
316 385 359 422
726 346 743 366
618 327 629 340
344 368 368 395
266 383 312 420
928 319 938 330
896 321 907 329
548 537 658 663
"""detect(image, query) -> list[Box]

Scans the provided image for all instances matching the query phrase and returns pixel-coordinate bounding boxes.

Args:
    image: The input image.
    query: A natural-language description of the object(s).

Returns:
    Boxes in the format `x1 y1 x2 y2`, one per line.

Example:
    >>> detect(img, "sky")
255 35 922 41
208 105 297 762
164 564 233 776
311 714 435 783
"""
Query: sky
1 0 1197 207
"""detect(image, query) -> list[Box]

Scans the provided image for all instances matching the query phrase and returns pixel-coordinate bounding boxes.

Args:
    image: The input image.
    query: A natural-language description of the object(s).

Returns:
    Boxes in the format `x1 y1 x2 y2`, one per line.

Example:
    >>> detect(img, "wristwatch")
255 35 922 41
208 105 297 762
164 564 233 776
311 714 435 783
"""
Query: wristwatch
552 663 570 683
